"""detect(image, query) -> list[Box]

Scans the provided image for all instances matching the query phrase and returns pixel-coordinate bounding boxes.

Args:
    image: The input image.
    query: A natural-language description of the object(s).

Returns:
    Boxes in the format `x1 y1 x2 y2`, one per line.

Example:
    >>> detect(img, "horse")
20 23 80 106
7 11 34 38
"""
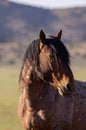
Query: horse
18 30 86 130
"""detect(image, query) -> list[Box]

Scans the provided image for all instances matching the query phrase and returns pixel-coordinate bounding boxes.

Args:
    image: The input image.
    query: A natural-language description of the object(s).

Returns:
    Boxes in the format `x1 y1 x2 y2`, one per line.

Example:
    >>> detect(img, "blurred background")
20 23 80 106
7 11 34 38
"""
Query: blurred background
0 0 86 130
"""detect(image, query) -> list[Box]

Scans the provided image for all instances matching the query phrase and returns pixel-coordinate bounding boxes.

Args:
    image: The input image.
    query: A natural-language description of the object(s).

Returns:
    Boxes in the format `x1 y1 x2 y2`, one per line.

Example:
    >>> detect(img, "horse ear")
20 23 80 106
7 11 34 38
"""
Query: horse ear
39 30 46 49
39 30 46 43
55 30 62 40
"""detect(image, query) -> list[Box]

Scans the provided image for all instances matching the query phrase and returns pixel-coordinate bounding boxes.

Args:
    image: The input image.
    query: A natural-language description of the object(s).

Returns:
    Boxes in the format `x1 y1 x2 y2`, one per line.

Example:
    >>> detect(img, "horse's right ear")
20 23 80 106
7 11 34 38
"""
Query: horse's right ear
55 30 62 40
39 30 46 43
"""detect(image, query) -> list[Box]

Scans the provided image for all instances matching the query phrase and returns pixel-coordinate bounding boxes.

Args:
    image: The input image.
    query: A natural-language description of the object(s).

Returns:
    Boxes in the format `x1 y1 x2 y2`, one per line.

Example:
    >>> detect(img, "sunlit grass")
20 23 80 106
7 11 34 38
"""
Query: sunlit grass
0 66 23 130
72 66 86 81
71 56 86 81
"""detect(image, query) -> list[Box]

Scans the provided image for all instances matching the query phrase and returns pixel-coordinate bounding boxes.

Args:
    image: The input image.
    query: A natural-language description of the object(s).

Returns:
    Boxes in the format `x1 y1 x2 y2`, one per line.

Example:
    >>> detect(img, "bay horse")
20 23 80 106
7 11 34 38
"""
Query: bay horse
18 30 86 130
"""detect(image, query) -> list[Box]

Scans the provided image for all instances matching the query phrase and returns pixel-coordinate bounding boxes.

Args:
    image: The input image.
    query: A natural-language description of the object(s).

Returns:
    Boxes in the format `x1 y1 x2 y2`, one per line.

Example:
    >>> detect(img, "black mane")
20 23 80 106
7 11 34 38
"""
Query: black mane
49 38 70 65
24 39 40 66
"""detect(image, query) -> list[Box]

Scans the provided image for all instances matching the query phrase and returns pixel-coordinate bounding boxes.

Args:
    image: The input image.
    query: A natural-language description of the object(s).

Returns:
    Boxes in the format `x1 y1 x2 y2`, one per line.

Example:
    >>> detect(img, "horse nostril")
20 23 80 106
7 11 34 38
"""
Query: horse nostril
67 84 72 91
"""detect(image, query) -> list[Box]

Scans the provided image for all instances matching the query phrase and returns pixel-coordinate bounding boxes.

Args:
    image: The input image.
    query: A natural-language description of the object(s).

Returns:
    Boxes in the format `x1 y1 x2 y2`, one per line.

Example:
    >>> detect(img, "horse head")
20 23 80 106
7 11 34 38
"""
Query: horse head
39 30 75 95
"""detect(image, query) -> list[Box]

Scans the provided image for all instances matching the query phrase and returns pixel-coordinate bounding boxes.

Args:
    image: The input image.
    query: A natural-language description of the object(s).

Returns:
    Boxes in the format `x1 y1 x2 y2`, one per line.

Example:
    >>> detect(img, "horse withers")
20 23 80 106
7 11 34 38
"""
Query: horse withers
18 30 86 130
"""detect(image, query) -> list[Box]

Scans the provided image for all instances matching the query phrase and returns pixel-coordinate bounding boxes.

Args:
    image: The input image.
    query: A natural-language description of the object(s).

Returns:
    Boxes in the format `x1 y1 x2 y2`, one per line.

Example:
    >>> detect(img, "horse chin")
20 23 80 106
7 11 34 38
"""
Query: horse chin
57 87 64 95
58 87 72 96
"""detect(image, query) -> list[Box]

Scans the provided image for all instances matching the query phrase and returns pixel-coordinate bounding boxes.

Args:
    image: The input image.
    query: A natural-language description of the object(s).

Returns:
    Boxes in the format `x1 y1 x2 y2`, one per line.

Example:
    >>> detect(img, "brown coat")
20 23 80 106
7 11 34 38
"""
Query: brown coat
18 30 86 130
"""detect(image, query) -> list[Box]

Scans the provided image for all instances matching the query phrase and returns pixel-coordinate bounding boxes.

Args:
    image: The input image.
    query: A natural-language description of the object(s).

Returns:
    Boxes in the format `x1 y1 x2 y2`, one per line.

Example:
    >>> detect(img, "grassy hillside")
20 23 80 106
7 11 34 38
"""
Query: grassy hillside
0 1 86 43
69 43 86 81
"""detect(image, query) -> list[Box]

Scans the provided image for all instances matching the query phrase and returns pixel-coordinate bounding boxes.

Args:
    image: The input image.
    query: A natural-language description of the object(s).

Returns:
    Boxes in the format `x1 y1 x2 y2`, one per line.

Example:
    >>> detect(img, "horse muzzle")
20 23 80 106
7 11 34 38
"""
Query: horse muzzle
51 73 75 95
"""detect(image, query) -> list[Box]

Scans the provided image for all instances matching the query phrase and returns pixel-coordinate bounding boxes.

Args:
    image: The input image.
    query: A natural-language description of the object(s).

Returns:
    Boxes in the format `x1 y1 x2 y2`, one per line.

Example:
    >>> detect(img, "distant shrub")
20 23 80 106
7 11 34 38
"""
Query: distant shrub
0 55 2 61
82 53 86 59
8 59 15 65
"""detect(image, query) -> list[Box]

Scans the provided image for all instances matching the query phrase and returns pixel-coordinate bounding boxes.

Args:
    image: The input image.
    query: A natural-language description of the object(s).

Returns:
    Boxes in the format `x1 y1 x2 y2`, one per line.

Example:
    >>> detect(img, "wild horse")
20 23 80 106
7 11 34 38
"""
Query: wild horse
18 30 86 130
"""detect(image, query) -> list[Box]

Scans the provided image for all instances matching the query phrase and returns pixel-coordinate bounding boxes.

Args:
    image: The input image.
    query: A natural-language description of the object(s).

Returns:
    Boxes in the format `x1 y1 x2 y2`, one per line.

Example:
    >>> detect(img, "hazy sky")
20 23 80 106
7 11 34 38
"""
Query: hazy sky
9 0 86 9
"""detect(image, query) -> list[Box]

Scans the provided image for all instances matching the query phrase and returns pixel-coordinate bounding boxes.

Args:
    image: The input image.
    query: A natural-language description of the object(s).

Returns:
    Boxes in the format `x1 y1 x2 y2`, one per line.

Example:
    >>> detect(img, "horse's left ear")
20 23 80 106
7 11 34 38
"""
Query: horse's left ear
39 30 46 43
39 30 46 49
55 30 62 40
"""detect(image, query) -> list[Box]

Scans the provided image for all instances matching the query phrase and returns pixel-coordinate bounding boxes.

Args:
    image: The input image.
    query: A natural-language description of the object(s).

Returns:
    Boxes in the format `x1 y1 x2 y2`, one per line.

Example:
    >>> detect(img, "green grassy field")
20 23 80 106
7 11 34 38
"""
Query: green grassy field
0 66 23 130
0 64 86 130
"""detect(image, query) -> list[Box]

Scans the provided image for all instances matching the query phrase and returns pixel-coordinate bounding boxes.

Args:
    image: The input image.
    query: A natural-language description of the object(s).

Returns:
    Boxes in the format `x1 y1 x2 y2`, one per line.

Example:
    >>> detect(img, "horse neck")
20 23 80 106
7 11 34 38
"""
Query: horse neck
20 62 49 109
29 77 48 100
25 77 48 110
22 72 49 110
